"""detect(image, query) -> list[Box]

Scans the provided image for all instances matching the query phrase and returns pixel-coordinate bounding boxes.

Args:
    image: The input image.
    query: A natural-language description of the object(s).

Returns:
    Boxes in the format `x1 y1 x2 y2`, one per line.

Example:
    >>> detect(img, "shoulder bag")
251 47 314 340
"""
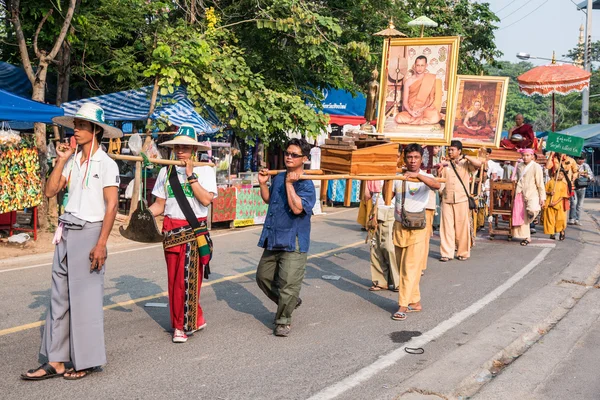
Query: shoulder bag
400 180 426 230
450 160 477 210
168 168 212 278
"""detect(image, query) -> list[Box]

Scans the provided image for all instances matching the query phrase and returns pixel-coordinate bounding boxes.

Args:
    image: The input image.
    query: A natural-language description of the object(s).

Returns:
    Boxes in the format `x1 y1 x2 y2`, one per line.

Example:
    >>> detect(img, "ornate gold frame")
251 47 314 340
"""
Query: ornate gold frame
376 36 460 145
451 75 510 149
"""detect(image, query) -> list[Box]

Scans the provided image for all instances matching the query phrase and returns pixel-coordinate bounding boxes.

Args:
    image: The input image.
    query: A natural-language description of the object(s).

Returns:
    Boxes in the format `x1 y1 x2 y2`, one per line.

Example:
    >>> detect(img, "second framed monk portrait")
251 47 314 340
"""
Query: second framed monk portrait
451 75 509 148
376 36 460 145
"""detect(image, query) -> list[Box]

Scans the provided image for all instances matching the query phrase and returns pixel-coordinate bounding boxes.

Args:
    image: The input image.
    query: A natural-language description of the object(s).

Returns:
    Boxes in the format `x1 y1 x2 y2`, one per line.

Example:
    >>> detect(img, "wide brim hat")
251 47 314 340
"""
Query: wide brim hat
159 124 210 151
52 102 123 139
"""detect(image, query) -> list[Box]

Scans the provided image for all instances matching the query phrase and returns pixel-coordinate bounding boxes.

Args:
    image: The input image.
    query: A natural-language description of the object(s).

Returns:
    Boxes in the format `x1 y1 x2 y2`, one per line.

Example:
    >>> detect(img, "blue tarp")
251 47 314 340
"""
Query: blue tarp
61 86 221 134
318 88 366 117
0 88 64 123
0 62 31 97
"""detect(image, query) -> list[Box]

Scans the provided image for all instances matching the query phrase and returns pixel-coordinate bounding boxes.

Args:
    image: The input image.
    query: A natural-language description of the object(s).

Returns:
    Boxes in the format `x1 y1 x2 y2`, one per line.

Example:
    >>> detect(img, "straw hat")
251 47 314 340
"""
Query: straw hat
53 102 123 139
159 124 210 151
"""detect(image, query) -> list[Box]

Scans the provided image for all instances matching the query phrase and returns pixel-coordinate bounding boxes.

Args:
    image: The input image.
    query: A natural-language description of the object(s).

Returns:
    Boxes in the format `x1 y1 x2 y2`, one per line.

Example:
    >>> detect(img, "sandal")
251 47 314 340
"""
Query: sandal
63 367 98 380
21 363 64 381
391 311 407 321
457 256 468 261
559 231 565 241
406 305 422 313
520 239 530 246
368 285 386 291
549 234 556 240
439 257 451 262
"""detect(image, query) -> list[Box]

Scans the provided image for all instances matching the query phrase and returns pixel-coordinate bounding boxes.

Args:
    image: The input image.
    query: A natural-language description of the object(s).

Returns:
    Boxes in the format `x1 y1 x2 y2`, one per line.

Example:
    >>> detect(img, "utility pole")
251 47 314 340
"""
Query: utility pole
582 0 593 125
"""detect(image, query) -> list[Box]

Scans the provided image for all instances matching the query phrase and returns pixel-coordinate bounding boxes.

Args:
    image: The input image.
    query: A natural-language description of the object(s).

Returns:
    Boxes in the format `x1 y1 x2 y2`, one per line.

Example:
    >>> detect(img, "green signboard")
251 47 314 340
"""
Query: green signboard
545 132 584 157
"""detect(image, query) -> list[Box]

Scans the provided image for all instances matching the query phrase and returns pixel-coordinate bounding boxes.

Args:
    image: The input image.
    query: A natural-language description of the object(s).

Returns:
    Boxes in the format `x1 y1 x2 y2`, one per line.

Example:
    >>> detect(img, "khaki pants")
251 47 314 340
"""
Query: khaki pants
421 209 435 271
440 201 471 259
370 209 398 289
393 222 428 307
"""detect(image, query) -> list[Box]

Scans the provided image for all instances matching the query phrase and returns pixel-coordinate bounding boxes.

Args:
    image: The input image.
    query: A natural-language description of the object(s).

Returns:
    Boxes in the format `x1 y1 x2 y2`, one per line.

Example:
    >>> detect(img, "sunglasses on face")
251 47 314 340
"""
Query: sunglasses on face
284 151 304 159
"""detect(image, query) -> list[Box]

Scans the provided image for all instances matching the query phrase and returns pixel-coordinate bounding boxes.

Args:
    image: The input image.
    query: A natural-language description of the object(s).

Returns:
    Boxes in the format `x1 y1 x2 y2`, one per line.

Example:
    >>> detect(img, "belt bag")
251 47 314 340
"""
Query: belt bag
450 160 477 210
401 180 426 230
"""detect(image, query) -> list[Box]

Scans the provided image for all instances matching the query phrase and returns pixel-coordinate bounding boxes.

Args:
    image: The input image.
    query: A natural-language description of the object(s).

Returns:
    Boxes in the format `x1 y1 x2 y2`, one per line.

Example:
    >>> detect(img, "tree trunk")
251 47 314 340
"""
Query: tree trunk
31 63 50 230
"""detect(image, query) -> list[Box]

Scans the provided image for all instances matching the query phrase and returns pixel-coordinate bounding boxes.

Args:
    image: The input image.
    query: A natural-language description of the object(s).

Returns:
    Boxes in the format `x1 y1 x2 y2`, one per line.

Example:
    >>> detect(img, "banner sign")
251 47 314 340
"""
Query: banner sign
545 132 584 157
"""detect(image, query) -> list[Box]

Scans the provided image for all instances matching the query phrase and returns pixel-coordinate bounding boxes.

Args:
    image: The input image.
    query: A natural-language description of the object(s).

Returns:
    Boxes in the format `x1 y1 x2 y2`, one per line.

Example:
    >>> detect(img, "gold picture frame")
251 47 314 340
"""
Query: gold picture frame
451 75 509 148
376 36 460 145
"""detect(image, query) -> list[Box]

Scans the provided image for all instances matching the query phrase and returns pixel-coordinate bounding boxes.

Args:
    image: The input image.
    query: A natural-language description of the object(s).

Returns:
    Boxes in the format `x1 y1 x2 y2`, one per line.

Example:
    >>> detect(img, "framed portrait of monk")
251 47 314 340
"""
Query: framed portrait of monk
376 36 460 145
451 75 509 148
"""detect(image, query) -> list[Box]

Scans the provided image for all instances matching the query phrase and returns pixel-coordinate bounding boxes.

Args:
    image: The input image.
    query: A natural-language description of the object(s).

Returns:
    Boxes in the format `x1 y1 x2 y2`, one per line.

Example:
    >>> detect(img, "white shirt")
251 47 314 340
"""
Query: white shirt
487 160 504 180
62 148 120 222
393 170 433 222
152 165 218 219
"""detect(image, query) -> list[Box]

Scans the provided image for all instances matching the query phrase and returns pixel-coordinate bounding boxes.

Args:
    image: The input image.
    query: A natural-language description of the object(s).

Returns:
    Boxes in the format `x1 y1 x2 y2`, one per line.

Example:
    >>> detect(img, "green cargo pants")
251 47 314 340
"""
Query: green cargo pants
256 247 307 325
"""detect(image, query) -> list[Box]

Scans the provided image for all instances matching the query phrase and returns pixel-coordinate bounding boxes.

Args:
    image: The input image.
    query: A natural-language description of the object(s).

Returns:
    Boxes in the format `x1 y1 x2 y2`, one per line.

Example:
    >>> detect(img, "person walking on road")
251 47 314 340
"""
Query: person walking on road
569 154 594 225
149 124 217 344
512 148 545 246
391 144 440 321
543 170 569 240
438 140 483 262
256 138 316 337
22 103 121 380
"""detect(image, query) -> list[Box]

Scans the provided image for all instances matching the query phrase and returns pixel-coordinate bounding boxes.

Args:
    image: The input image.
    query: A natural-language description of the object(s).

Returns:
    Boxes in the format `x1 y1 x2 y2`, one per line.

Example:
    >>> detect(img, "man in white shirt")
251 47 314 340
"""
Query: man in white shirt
391 144 441 321
22 103 121 381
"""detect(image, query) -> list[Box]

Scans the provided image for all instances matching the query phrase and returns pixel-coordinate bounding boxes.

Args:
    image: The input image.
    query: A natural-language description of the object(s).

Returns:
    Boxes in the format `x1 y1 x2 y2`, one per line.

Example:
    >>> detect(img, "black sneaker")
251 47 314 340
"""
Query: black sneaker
274 324 291 337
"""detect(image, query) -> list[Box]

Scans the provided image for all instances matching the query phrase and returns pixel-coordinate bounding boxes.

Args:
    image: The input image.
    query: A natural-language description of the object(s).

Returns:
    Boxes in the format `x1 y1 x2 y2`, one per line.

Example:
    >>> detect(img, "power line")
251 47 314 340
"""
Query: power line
499 0 549 31
499 0 533 20
494 0 522 14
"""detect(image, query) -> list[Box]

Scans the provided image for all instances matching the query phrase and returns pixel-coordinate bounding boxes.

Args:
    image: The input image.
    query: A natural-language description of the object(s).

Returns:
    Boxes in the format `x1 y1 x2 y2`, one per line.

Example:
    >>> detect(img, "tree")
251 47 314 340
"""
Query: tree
5 0 76 228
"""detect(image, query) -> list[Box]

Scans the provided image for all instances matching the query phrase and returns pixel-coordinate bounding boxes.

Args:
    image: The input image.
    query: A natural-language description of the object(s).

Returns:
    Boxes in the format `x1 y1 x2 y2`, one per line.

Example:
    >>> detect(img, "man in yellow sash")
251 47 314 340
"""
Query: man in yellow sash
395 56 442 125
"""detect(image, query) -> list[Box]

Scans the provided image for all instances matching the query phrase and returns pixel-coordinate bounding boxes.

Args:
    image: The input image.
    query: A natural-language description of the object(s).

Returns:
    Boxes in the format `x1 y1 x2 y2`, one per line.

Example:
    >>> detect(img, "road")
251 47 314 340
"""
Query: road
0 206 584 400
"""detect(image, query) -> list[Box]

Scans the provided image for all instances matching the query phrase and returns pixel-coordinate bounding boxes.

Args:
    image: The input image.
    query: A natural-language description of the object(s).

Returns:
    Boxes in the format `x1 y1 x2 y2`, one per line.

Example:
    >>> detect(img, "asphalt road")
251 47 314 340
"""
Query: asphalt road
0 207 581 400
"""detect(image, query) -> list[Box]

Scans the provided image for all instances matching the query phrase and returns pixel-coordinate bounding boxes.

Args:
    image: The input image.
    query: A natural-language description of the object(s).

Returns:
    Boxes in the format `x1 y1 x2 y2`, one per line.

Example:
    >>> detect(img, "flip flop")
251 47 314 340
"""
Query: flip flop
457 256 468 261
368 286 386 291
63 367 98 380
391 311 407 321
559 232 566 241
21 363 64 381
406 305 422 313
520 240 530 246
439 257 451 262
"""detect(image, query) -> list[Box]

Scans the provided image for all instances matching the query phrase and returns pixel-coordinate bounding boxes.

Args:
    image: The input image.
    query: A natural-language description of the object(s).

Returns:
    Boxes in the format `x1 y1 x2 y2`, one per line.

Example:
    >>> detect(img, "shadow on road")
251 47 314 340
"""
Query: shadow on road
105 275 171 332
212 278 274 328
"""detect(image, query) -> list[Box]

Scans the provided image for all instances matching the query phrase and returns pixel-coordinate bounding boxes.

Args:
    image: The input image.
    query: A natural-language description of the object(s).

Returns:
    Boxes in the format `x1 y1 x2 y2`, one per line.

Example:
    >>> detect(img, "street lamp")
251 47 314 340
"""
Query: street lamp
516 53 575 64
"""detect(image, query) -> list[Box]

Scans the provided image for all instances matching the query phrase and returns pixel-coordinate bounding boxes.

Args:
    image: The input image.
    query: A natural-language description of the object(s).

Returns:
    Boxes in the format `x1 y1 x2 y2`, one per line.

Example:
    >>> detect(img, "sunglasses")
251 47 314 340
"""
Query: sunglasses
284 151 304 159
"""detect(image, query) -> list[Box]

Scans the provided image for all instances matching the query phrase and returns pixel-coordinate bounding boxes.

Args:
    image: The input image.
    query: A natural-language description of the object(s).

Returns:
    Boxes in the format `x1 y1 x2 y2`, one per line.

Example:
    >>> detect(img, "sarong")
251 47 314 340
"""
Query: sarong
163 217 213 332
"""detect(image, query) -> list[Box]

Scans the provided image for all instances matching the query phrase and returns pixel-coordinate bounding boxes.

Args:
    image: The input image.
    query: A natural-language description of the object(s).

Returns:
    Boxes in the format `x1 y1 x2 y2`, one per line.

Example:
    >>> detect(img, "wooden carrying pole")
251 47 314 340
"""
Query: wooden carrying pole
265 169 445 183
108 153 215 168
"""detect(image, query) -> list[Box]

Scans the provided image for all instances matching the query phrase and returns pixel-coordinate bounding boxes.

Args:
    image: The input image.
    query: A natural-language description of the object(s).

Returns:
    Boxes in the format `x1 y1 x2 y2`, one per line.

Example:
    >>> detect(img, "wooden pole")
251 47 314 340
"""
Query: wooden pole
109 153 215 168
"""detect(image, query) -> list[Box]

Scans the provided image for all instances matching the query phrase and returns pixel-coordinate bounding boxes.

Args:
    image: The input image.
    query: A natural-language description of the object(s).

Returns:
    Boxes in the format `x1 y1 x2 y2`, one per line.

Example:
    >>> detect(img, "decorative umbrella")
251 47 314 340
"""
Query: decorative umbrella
517 53 591 131
407 16 438 38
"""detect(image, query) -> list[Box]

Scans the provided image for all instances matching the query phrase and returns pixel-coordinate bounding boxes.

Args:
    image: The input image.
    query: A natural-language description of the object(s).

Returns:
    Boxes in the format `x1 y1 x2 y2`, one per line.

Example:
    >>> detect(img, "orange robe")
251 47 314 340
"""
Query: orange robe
395 74 442 125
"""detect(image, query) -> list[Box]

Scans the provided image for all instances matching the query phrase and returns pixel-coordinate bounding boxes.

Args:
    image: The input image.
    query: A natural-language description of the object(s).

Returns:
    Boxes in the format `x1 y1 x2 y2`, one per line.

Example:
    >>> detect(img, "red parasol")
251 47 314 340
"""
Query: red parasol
517 56 591 131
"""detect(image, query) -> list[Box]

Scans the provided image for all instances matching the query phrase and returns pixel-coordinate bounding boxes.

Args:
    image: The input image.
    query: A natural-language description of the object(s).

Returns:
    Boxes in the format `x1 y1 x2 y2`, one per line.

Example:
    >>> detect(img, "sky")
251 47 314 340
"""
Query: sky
480 0 590 65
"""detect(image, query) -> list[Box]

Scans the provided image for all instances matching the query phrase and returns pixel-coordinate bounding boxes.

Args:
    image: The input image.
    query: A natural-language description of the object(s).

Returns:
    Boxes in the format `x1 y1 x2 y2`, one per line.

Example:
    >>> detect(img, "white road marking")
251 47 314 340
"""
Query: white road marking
0 208 355 273
307 247 552 400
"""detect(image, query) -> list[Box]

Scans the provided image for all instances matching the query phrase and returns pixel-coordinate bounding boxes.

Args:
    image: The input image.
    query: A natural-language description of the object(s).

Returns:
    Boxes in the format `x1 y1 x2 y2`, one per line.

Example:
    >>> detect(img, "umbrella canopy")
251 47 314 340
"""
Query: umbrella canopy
374 19 407 38
517 63 591 96
407 16 438 27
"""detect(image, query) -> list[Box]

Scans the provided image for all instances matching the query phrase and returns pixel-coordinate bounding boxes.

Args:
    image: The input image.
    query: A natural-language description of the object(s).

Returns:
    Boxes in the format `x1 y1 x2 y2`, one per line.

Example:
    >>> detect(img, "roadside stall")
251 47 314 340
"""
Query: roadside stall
0 89 65 241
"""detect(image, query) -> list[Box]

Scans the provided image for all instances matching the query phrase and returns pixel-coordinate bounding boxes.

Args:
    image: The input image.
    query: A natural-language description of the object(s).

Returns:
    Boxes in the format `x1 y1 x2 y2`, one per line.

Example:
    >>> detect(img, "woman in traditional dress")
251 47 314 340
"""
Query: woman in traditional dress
511 148 546 246
543 170 569 240
149 124 217 343
455 100 493 137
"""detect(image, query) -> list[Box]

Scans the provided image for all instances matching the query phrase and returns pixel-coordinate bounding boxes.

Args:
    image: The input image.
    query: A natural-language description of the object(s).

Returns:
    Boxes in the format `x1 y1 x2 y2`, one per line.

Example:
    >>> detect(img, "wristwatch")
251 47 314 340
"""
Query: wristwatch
187 173 198 181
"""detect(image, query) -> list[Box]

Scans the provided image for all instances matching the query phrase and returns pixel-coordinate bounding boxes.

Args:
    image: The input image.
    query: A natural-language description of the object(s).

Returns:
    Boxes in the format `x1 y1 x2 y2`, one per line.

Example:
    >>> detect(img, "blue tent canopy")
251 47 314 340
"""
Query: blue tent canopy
61 86 221 134
0 62 31 97
0 88 64 123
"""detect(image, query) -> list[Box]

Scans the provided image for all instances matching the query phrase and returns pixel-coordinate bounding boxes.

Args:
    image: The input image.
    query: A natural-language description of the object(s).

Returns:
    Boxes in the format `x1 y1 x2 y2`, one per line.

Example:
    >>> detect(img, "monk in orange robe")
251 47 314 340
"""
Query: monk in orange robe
395 56 442 125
